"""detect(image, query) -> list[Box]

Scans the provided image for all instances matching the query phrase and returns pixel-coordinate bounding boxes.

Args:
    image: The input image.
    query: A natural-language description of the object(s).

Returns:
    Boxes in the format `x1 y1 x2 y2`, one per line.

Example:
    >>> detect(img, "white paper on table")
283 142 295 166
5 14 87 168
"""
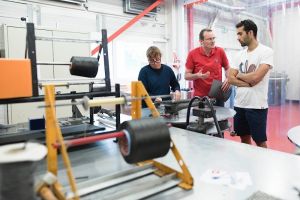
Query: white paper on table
200 169 252 190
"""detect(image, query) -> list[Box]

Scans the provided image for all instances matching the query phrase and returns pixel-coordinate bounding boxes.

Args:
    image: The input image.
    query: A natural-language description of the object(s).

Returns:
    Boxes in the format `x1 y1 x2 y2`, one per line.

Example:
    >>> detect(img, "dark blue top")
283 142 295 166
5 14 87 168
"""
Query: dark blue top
138 64 180 107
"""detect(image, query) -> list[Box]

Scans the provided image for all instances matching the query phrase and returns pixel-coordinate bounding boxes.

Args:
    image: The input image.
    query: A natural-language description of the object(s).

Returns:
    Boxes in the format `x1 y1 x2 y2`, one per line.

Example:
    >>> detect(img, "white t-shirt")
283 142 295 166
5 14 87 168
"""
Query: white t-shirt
233 43 274 109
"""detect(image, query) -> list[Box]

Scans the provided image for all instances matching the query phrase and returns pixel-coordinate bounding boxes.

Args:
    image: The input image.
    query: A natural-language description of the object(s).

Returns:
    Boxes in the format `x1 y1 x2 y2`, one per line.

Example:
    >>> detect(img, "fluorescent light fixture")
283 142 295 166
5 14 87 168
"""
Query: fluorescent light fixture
51 0 86 5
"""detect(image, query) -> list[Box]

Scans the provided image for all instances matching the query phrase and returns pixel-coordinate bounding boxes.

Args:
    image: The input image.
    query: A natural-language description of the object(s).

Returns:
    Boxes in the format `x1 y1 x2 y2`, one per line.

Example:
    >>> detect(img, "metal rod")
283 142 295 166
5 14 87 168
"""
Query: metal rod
89 83 95 125
115 84 121 130
39 78 105 83
35 36 102 44
53 131 125 148
72 164 153 190
66 164 155 199
39 94 173 109
134 94 171 100
38 97 124 109
107 173 178 200
43 101 80 108
37 62 71 65
27 23 39 96
101 29 111 91
0 91 116 104
38 81 105 88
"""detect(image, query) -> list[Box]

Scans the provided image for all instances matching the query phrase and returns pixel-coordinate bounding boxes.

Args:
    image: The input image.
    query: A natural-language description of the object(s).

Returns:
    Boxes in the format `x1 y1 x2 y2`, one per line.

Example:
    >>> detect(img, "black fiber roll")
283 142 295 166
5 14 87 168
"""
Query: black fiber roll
70 56 99 78
119 118 171 164
0 162 37 200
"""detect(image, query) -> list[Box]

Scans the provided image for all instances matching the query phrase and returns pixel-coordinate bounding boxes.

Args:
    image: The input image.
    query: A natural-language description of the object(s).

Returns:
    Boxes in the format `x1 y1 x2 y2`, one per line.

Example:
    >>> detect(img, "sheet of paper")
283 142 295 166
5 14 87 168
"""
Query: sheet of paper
200 169 252 190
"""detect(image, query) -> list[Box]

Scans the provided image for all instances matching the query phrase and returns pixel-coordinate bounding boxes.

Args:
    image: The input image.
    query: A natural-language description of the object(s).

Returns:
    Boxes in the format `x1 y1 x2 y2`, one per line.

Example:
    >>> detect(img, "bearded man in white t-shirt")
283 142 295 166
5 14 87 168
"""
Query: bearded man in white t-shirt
228 19 274 148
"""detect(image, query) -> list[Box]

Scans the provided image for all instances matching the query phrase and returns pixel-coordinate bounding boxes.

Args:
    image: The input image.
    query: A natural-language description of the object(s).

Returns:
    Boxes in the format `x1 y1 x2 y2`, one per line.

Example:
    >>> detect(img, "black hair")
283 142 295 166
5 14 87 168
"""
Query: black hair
236 19 257 38
199 28 212 40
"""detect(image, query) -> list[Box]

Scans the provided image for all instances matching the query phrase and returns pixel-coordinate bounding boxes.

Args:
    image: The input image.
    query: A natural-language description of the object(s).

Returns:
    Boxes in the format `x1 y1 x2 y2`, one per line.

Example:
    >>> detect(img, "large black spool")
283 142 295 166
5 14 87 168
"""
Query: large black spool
0 162 37 200
119 118 171 164
70 56 99 78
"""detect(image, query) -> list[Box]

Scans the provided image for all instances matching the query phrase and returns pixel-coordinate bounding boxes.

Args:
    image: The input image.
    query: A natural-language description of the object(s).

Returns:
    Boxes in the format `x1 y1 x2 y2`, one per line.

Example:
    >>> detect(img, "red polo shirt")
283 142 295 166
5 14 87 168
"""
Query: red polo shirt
185 46 229 97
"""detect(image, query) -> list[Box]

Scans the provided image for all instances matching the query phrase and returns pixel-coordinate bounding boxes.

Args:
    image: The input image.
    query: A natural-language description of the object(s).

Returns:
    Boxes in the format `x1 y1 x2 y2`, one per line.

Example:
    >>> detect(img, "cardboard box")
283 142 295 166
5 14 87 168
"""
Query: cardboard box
0 59 33 99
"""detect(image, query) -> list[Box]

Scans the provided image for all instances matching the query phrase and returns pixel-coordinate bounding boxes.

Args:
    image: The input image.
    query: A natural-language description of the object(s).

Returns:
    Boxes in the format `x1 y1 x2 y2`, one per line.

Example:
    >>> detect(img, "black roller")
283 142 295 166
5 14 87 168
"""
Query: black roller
119 118 171 164
70 56 98 78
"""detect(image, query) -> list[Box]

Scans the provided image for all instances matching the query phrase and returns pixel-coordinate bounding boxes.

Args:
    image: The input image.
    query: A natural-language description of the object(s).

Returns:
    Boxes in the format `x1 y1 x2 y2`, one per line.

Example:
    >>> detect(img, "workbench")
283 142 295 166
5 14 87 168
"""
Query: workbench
35 127 300 200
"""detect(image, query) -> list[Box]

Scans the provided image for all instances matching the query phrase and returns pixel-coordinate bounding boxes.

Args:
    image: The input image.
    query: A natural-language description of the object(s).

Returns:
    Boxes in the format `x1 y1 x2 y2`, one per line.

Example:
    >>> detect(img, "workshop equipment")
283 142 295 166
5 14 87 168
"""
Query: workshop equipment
37 56 99 78
208 79 233 102
0 122 106 145
35 36 101 44
186 96 224 138
0 142 47 200
119 118 170 163
40 84 234 139
0 22 121 147
163 99 199 115
53 118 170 164
22 22 111 97
42 94 171 110
35 172 58 200
159 97 234 137
44 86 79 200
38 80 104 89
98 107 116 118
69 56 98 77
42 81 193 199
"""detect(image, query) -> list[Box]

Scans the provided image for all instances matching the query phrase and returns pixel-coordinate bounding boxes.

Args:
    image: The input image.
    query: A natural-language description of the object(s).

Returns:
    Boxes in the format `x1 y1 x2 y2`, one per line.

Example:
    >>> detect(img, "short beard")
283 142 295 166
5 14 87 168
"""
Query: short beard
240 42 247 47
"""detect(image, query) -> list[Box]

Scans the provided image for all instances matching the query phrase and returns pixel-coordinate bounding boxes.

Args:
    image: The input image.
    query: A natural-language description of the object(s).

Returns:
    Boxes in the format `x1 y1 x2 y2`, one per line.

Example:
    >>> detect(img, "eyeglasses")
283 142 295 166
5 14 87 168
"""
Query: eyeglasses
204 37 216 41
148 58 161 64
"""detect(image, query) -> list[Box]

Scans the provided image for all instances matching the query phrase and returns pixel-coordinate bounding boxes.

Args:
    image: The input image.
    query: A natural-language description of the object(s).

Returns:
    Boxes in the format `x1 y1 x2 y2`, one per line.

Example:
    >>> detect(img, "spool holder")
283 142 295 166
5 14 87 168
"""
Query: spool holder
43 81 193 199
26 23 111 96
0 22 111 105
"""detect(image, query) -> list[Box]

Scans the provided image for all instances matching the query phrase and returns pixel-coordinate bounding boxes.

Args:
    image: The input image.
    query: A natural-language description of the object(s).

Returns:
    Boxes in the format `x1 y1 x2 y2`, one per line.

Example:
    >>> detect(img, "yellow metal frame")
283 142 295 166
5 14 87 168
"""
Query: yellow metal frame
44 85 79 200
132 81 193 190
131 81 160 119
42 81 193 200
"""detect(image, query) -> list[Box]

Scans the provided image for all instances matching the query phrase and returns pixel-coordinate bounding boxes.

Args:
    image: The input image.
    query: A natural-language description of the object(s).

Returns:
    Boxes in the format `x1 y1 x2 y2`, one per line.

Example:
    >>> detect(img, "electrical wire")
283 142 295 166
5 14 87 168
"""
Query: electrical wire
186 96 202 128
203 96 223 138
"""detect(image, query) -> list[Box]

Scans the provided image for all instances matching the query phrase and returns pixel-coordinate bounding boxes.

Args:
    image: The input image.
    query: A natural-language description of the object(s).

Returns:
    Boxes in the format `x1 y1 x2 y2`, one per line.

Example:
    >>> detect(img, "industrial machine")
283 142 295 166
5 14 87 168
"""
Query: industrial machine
95 96 235 138
33 82 193 200
0 22 194 199
0 22 121 144
159 97 235 138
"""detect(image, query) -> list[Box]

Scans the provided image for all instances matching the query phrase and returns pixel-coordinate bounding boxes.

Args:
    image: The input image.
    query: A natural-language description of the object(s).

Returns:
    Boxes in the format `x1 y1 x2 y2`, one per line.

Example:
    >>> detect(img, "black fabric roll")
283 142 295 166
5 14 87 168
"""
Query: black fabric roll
120 118 171 164
0 162 37 200
70 56 99 78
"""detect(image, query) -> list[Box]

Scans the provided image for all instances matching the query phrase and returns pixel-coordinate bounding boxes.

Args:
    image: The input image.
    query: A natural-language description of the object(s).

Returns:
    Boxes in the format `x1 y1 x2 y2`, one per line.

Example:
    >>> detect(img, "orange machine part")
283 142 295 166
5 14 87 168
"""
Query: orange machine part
0 59 33 99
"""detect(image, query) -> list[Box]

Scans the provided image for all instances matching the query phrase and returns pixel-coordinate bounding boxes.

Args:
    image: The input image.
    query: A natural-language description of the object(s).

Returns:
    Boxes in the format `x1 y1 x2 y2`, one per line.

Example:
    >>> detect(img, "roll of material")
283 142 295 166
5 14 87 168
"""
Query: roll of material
119 118 171 164
208 80 232 102
0 162 37 200
70 56 99 78
0 143 47 200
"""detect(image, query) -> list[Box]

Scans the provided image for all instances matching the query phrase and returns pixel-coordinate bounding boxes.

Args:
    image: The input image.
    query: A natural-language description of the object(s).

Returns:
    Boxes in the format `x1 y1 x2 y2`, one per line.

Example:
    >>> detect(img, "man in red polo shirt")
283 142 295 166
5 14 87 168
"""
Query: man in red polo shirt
185 28 230 106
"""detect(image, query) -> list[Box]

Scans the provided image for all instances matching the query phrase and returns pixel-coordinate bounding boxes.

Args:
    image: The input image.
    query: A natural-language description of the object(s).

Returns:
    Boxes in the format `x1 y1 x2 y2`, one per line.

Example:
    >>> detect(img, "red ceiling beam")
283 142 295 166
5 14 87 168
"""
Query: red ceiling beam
184 0 208 9
91 0 163 56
